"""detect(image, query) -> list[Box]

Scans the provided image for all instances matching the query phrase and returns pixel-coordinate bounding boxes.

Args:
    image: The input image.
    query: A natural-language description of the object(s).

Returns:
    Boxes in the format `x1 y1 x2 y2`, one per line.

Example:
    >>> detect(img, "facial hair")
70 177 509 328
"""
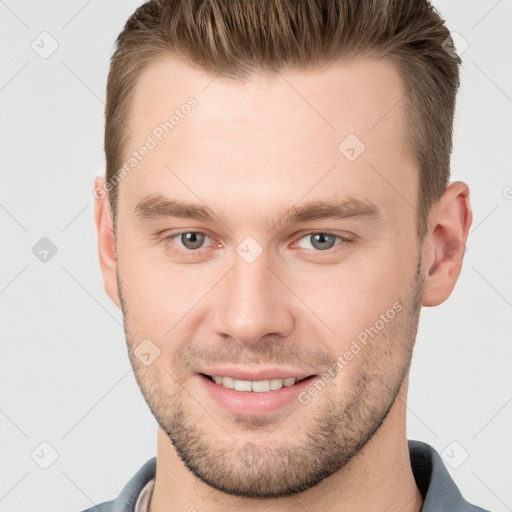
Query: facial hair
118 254 424 498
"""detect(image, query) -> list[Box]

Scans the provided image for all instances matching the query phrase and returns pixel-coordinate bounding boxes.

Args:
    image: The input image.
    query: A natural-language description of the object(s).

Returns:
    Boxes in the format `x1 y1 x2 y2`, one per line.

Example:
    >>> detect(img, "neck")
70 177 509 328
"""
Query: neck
149 376 422 512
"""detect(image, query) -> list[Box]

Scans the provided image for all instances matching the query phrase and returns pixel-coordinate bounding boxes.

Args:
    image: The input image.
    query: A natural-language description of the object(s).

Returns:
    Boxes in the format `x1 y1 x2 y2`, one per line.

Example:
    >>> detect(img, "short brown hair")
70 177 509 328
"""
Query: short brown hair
105 0 461 240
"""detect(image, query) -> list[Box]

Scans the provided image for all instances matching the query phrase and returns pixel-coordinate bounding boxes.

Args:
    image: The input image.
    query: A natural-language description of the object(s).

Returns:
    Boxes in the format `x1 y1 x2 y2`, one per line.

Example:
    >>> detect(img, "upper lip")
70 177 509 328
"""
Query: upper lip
199 367 315 381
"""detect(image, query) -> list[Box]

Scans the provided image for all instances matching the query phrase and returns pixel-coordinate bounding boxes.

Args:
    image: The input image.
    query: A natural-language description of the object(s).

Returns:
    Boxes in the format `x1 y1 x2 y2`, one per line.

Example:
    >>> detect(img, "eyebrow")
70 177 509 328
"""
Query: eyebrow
134 194 382 227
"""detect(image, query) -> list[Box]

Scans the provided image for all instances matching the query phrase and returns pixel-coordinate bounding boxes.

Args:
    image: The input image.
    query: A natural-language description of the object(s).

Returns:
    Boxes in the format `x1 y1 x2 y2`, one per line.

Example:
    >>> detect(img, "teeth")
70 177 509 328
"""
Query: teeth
252 380 271 392
210 375 305 392
234 379 252 392
221 376 235 389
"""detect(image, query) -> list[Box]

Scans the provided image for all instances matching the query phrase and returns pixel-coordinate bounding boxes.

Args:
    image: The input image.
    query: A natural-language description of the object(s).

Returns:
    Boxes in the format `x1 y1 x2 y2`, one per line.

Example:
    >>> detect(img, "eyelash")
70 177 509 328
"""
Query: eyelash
163 230 353 256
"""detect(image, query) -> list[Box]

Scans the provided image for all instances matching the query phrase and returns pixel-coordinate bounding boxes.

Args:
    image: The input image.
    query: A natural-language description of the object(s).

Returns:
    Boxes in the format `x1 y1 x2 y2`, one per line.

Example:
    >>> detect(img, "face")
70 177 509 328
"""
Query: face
114 56 425 498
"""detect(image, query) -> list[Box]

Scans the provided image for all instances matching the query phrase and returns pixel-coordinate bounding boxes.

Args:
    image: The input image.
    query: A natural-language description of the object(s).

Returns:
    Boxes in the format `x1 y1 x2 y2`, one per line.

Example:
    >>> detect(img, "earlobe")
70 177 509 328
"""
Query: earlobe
421 181 473 307
94 176 121 308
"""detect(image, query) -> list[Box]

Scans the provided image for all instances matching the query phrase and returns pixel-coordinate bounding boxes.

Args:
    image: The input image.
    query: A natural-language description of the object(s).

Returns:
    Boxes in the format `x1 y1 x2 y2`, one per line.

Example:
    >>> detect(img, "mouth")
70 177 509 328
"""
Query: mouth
198 371 318 415
199 373 316 392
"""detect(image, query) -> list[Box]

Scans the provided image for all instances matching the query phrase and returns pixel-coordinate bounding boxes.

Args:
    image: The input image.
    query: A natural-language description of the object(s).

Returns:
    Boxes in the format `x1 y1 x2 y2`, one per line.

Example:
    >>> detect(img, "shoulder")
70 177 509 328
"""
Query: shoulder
408 439 493 512
74 457 156 512
77 501 115 512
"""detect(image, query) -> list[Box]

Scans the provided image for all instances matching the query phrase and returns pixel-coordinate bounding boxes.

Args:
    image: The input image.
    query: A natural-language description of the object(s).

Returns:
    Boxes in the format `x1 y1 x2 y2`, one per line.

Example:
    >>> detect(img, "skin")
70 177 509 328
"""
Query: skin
94 55 472 512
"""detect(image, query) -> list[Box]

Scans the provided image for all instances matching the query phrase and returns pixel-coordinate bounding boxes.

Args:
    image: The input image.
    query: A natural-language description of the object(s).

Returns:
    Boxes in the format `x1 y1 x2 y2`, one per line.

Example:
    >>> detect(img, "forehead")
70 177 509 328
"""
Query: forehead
120 55 417 226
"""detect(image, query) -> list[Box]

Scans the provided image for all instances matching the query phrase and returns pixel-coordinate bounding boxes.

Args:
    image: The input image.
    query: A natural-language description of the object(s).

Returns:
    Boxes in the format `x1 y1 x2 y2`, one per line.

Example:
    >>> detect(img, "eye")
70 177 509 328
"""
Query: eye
295 232 351 251
163 230 352 256
167 231 212 251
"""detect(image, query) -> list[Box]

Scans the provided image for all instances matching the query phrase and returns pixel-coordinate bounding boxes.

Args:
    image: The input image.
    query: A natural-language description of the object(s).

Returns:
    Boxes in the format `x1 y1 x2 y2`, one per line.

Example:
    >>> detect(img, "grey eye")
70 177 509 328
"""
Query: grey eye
180 232 206 250
297 233 338 251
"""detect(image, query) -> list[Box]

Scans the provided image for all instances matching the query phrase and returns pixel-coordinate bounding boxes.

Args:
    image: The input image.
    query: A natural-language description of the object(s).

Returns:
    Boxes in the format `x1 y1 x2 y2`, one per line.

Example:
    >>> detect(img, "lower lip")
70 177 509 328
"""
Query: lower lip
198 373 317 415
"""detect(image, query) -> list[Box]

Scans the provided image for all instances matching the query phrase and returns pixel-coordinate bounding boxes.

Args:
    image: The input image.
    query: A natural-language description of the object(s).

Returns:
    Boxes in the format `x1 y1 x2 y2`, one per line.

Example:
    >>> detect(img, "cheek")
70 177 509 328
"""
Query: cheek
118 228 416 356
289 254 409 341
117 241 217 338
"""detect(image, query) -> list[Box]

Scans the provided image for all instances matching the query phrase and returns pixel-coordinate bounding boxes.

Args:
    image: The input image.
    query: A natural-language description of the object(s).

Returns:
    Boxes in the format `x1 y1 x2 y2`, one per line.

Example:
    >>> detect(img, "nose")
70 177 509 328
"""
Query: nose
210 251 295 347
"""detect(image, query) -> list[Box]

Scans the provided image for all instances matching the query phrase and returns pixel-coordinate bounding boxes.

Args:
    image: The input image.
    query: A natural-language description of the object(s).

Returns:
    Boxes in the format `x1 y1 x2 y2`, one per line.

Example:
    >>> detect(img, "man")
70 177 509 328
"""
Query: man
88 0 488 511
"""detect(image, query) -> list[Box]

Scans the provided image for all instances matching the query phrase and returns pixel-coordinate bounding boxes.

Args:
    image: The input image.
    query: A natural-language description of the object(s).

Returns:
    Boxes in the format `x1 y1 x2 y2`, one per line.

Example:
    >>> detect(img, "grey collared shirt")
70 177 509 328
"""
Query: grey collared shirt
79 440 492 512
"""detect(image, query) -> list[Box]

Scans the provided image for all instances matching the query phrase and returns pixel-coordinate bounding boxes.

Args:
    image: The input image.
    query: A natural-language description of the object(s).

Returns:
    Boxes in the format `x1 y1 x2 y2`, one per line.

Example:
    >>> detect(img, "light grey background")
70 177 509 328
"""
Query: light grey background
0 1 511 511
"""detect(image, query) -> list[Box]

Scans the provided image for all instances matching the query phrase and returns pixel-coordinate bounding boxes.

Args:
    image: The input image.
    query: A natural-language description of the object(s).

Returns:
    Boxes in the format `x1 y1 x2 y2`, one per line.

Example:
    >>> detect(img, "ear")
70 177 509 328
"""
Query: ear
93 176 120 308
421 181 473 307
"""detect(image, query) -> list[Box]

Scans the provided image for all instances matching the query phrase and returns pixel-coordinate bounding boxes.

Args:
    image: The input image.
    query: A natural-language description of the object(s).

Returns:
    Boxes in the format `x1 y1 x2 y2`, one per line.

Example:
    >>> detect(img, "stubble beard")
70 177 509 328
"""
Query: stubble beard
118 254 424 498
